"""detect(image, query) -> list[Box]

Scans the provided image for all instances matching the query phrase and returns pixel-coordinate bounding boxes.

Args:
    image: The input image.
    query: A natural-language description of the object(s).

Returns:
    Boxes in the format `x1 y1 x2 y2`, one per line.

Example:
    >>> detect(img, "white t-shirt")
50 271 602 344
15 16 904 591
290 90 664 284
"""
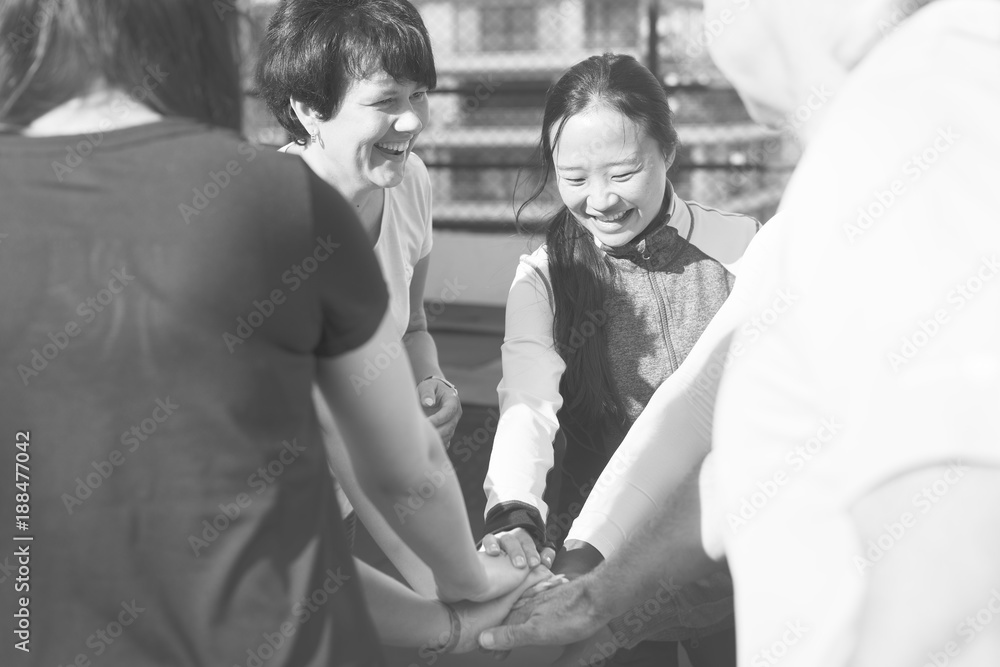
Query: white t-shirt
570 2 1000 664
282 145 434 516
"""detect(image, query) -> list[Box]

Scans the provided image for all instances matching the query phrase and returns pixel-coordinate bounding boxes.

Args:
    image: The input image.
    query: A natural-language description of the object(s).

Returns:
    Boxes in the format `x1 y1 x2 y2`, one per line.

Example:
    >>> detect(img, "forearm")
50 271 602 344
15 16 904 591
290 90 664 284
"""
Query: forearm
354 558 451 647
318 318 487 599
580 464 723 624
357 418 486 599
403 328 442 383
322 414 438 598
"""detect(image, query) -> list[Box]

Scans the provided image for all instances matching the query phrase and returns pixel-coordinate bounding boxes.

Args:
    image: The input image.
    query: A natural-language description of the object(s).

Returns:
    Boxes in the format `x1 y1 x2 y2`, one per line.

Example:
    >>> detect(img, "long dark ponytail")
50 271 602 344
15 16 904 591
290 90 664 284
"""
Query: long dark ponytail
516 53 679 434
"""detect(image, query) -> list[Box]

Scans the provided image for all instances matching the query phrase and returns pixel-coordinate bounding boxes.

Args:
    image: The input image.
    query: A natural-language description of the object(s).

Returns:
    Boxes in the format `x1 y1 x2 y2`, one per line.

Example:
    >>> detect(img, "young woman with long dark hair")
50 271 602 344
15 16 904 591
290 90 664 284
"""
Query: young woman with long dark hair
483 53 759 666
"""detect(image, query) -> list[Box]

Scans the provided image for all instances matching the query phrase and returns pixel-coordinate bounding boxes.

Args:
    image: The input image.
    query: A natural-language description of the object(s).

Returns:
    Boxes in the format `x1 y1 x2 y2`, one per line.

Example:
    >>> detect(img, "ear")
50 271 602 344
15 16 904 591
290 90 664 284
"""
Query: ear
663 145 678 171
289 97 322 133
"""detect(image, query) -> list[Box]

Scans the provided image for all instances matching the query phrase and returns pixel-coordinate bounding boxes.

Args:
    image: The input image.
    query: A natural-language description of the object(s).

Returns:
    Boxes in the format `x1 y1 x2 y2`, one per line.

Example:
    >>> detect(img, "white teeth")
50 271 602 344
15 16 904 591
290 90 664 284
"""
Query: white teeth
595 209 630 222
375 141 408 153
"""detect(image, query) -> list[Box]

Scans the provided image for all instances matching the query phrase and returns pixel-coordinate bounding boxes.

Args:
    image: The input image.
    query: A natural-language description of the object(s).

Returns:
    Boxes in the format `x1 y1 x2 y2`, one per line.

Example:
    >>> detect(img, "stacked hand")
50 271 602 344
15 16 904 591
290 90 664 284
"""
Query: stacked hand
448 563 557 653
473 537 616 664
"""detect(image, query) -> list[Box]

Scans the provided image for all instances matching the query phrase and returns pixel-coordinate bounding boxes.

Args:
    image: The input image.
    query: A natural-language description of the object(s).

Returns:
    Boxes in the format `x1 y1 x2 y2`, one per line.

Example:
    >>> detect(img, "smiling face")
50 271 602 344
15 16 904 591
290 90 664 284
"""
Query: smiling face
552 106 673 247
310 70 429 195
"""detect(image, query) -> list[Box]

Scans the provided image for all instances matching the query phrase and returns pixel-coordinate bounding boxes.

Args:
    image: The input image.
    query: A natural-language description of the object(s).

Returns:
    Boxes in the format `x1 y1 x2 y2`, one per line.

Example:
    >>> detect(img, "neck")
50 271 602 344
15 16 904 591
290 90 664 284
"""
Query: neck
22 88 162 137
299 144 379 210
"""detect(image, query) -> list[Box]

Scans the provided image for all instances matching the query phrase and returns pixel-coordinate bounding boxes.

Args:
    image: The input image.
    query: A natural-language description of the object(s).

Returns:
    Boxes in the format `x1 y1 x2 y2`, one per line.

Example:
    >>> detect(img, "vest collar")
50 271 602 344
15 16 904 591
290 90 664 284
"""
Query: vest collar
598 180 690 262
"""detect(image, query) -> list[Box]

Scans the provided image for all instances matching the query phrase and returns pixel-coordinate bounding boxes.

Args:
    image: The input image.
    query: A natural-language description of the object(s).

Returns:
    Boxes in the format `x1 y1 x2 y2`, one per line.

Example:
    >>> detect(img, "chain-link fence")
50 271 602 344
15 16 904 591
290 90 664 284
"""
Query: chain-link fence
243 0 799 229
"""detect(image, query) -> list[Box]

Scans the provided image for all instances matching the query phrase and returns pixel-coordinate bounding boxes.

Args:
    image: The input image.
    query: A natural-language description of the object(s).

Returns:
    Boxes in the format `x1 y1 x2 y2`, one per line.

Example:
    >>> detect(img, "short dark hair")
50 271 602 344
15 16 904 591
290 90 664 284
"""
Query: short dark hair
256 0 436 144
0 0 243 129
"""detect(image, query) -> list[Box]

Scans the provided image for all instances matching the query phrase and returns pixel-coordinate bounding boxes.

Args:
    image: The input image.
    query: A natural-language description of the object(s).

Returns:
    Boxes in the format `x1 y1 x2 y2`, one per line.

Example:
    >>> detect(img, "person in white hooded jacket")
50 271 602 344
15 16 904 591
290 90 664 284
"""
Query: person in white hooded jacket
479 1 1000 666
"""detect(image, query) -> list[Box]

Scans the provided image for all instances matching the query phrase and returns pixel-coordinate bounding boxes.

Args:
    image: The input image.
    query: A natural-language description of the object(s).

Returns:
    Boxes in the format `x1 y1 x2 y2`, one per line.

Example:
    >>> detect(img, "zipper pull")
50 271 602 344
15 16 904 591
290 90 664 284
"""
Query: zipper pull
638 238 651 260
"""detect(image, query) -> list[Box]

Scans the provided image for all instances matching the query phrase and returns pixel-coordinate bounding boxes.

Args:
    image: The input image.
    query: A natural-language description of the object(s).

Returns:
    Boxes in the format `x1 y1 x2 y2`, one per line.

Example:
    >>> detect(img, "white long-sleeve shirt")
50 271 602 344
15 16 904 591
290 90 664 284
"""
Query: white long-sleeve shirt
485 189 758 531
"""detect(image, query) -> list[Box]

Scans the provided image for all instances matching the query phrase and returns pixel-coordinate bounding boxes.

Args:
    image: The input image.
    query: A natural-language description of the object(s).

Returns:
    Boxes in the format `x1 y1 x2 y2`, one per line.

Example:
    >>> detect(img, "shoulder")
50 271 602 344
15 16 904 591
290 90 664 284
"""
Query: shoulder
509 246 554 305
683 199 761 273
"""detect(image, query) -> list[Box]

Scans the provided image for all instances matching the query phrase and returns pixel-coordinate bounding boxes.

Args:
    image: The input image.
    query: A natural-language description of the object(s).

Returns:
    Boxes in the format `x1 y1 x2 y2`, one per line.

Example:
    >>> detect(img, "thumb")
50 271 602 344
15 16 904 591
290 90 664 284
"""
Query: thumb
479 623 535 651
417 380 437 408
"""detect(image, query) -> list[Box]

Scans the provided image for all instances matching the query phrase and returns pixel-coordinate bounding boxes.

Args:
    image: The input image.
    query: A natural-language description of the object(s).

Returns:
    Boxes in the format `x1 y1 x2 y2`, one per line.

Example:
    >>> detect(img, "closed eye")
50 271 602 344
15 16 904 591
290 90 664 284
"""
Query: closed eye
562 176 585 185
411 91 428 101
611 171 637 181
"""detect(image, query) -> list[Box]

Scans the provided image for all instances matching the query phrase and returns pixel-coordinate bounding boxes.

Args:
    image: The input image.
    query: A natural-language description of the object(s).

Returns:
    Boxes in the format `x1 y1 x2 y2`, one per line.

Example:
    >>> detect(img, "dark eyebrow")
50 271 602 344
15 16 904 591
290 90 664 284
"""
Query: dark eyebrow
556 158 641 171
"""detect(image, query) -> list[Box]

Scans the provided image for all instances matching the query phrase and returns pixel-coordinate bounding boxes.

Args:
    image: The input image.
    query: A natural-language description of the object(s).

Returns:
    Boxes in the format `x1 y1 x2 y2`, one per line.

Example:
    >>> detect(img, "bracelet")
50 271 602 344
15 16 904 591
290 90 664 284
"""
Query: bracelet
429 601 461 655
420 375 458 397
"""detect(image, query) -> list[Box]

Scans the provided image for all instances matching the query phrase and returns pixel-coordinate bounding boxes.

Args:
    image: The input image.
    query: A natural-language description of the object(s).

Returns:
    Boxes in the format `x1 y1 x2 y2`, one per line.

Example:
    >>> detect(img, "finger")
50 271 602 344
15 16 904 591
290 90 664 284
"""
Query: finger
428 393 461 425
540 547 556 568
479 623 538 651
515 532 542 568
499 534 529 568
417 381 438 409
481 533 503 557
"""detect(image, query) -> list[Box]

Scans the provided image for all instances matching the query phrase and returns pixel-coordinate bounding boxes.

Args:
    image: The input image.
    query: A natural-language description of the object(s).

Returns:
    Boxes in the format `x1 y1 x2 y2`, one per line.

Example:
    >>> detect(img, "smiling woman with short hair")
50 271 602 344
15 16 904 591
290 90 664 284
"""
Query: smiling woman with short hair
256 0 460 598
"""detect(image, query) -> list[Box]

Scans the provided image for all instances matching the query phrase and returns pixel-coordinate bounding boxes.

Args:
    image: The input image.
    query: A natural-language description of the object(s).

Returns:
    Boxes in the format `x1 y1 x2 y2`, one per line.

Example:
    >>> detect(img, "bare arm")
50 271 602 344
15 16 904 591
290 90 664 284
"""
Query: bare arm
355 557 552 652
404 255 462 447
318 403 437 598
316 311 488 601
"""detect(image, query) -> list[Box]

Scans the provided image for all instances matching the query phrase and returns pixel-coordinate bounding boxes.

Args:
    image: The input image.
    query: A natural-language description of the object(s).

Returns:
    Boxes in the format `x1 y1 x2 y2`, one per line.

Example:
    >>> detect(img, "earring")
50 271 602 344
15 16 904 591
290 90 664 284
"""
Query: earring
309 127 325 149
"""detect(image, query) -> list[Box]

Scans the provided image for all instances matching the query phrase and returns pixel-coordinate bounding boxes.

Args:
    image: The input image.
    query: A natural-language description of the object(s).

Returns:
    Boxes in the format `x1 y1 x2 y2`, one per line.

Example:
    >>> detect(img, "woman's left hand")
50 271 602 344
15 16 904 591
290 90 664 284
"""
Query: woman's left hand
451 565 556 653
418 378 462 447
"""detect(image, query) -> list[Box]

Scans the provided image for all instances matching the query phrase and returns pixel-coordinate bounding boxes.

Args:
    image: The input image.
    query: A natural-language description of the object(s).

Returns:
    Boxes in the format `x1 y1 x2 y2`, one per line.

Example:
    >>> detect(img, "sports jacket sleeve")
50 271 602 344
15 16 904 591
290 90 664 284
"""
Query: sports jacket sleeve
483 250 565 546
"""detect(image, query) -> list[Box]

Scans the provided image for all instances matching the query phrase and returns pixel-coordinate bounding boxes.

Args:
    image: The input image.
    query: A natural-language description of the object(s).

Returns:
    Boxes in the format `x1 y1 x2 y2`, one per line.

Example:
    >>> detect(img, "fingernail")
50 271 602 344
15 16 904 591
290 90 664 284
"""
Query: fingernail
480 631 493 648
529 557 539 567
423 398 434 406
514 556 525 567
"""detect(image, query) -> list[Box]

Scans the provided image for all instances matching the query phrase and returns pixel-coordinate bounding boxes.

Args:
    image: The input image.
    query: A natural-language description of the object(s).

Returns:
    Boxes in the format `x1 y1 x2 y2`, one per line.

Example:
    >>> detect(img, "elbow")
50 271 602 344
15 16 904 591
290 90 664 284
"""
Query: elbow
359 423 448 499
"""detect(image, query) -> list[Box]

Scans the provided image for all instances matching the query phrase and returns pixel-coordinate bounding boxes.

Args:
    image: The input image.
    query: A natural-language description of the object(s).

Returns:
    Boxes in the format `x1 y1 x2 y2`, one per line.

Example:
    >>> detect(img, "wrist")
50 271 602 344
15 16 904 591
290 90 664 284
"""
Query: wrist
420 375 458 396
576 573 615 630
426 601 461 655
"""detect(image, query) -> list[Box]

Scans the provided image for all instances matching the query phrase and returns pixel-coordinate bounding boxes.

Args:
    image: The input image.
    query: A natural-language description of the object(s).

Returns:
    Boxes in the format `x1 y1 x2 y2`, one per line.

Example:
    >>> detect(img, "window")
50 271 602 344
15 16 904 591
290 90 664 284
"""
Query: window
480 5 537 52
585 0 640 49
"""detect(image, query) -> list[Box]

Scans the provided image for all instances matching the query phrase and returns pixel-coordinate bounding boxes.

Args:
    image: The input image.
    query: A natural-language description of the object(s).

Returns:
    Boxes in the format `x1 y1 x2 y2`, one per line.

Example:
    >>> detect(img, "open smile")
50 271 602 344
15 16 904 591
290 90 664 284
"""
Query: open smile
374 140 409 158
590 208 635 224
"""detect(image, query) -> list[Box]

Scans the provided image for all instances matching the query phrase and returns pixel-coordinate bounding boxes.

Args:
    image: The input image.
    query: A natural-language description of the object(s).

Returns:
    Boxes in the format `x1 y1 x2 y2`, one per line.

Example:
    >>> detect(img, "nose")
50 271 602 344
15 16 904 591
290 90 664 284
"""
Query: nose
395 103 425 135
586 184 621 213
